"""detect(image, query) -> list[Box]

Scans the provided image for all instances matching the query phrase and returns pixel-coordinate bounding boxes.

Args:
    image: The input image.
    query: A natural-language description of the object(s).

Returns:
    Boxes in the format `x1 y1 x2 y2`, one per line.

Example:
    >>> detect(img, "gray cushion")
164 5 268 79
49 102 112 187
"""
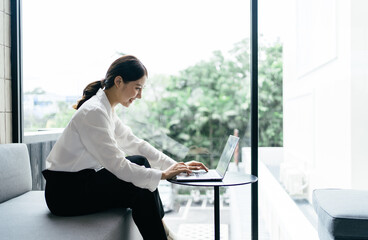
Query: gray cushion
317 221 334 240
0 144 32 203
313 189 368 239
0 191 142 240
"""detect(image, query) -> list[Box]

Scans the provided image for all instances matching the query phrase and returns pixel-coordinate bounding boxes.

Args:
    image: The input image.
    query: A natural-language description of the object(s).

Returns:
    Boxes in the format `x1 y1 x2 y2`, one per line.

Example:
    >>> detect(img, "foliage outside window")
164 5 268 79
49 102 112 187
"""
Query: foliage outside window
24 38 282 168
122 38 283 167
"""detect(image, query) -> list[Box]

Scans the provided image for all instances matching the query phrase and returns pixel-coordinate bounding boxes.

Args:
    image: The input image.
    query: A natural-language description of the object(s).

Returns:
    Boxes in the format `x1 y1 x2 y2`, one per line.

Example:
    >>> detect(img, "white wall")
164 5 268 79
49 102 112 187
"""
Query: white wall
350 0 368 189
283 0 368 200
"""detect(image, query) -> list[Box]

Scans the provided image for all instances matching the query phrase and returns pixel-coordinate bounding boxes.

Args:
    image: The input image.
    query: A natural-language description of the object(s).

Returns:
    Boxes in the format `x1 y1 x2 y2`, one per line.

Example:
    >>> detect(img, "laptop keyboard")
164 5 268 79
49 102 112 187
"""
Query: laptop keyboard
189 170 218 178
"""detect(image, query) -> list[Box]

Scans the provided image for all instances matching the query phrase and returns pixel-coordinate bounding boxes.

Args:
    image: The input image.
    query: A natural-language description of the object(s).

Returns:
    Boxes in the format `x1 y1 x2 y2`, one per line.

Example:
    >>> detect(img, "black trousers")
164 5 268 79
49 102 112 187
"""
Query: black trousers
42 156 167 240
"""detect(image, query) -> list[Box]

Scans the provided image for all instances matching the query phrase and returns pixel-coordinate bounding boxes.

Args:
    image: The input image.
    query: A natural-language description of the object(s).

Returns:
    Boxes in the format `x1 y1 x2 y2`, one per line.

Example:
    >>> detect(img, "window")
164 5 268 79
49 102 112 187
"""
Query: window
23 0 283 239
23 0 256 168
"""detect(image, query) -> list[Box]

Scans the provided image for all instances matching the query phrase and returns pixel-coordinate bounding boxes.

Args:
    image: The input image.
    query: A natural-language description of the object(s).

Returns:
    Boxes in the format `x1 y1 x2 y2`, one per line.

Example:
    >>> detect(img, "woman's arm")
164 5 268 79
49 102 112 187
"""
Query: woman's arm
76 108 162 191
114 117 177 170
113 116 208 179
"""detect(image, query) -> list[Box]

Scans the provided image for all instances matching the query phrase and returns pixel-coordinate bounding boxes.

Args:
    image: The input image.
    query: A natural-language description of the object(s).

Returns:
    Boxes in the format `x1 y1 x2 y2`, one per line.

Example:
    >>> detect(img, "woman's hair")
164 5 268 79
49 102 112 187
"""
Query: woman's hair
73 55 148 110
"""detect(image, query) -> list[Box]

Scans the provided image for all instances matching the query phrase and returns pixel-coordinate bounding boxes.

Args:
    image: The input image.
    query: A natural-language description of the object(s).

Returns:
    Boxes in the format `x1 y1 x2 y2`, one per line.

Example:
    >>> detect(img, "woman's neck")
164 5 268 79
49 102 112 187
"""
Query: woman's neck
104 88 118 110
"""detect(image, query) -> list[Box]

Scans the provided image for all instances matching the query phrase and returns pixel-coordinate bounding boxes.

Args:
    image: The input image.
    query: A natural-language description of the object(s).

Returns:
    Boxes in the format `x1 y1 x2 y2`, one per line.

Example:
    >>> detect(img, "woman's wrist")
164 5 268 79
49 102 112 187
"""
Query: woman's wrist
161 171 167 180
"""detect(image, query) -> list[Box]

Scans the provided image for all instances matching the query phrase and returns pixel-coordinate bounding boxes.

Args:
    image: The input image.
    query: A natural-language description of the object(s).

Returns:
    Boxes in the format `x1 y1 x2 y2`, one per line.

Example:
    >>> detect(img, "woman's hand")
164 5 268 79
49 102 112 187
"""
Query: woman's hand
185 160 209 172
161 162 191 180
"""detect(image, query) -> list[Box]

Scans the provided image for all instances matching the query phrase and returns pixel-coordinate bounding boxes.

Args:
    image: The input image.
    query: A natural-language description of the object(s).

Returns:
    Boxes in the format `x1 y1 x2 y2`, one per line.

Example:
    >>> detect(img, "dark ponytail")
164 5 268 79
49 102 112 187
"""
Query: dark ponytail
73 55 147 110
73 80 104 110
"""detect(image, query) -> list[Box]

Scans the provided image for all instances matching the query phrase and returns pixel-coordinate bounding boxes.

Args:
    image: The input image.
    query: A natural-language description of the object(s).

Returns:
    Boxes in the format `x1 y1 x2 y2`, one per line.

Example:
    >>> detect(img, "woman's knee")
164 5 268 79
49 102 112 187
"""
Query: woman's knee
131 187 157 208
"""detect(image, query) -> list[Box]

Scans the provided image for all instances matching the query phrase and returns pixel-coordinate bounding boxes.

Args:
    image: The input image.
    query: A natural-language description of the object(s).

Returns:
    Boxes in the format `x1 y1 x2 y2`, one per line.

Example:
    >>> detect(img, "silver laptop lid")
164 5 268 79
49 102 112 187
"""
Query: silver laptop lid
216 135 239 177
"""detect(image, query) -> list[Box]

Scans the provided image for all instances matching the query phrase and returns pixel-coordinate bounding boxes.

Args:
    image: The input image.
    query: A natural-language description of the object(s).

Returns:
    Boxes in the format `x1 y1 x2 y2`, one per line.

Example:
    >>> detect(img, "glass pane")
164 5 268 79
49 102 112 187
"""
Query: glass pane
22 1 276 239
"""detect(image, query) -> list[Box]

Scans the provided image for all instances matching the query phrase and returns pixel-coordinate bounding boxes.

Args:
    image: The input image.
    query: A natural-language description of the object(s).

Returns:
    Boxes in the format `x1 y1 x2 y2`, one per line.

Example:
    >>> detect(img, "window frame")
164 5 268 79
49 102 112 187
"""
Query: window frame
11 0 23 143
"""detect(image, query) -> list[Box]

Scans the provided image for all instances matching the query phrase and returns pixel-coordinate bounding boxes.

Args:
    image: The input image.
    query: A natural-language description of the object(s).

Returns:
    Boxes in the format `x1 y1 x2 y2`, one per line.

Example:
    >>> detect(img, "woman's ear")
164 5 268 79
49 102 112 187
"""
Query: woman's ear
114 76 124 88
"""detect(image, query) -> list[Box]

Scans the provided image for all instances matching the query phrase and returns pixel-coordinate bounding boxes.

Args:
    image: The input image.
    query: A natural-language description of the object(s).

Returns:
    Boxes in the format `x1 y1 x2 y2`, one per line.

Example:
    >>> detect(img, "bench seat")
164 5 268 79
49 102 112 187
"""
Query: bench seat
0 143 142 240
0 190 141 240
313 189 368 240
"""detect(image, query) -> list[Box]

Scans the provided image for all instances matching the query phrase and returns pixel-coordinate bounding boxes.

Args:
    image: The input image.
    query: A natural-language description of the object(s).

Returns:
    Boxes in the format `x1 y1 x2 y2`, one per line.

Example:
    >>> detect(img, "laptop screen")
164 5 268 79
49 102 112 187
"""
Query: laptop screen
216 135 239 177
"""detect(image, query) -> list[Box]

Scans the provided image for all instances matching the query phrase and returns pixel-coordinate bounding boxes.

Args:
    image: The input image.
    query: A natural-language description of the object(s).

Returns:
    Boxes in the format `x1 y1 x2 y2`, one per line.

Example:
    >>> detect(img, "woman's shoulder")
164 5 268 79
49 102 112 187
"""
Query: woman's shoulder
75 97 109 120
79 95 104 111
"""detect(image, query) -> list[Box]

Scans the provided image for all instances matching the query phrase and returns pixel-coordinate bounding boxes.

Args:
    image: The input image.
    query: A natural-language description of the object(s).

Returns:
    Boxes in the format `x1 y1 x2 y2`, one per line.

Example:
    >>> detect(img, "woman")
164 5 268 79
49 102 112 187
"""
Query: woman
42 55 208 240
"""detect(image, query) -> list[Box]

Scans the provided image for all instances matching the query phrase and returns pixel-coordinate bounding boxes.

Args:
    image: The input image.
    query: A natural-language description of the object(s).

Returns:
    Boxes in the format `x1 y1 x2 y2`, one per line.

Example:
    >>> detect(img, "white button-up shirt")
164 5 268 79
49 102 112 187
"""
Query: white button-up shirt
46 88 176 192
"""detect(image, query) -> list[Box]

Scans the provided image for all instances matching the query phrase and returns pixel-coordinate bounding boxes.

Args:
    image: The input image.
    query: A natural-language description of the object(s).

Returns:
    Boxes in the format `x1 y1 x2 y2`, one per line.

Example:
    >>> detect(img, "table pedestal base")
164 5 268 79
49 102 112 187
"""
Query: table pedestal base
214 186 220 240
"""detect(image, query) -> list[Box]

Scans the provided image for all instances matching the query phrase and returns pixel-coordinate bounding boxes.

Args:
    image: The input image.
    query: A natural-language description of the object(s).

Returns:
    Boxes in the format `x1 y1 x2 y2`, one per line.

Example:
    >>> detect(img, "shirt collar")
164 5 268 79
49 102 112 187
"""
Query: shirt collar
96 88 113 118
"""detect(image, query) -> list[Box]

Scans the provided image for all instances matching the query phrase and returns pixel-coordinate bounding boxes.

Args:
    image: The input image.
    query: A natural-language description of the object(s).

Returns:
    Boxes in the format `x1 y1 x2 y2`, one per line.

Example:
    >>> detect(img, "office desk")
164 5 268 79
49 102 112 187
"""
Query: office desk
168 172 258 240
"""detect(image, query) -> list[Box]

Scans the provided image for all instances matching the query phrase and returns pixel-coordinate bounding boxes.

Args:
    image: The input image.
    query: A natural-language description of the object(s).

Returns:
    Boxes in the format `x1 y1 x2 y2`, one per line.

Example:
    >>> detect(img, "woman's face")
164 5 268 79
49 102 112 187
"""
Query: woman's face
118 75 147 107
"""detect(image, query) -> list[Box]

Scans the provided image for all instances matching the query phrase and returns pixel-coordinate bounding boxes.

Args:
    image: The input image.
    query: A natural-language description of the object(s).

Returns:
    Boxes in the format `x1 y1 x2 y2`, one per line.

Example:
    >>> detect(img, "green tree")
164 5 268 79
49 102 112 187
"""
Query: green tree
258 41 283 146
125 38 283 167
45 101 75 128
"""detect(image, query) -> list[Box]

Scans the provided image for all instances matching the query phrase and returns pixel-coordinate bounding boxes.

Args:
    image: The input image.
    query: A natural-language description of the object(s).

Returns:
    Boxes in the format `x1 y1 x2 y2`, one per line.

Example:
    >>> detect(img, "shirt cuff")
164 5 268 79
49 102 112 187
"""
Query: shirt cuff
147 168 163 192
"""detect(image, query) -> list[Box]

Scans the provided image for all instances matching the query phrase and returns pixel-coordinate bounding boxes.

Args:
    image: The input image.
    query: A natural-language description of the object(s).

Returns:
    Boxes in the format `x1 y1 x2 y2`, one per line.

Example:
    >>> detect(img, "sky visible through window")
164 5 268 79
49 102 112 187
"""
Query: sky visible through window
23 0 284 97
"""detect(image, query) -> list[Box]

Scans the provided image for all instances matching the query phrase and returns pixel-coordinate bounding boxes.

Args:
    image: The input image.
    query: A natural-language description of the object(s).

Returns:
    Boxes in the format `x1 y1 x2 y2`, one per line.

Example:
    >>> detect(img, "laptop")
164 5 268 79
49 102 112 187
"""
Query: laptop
174 135 239 181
